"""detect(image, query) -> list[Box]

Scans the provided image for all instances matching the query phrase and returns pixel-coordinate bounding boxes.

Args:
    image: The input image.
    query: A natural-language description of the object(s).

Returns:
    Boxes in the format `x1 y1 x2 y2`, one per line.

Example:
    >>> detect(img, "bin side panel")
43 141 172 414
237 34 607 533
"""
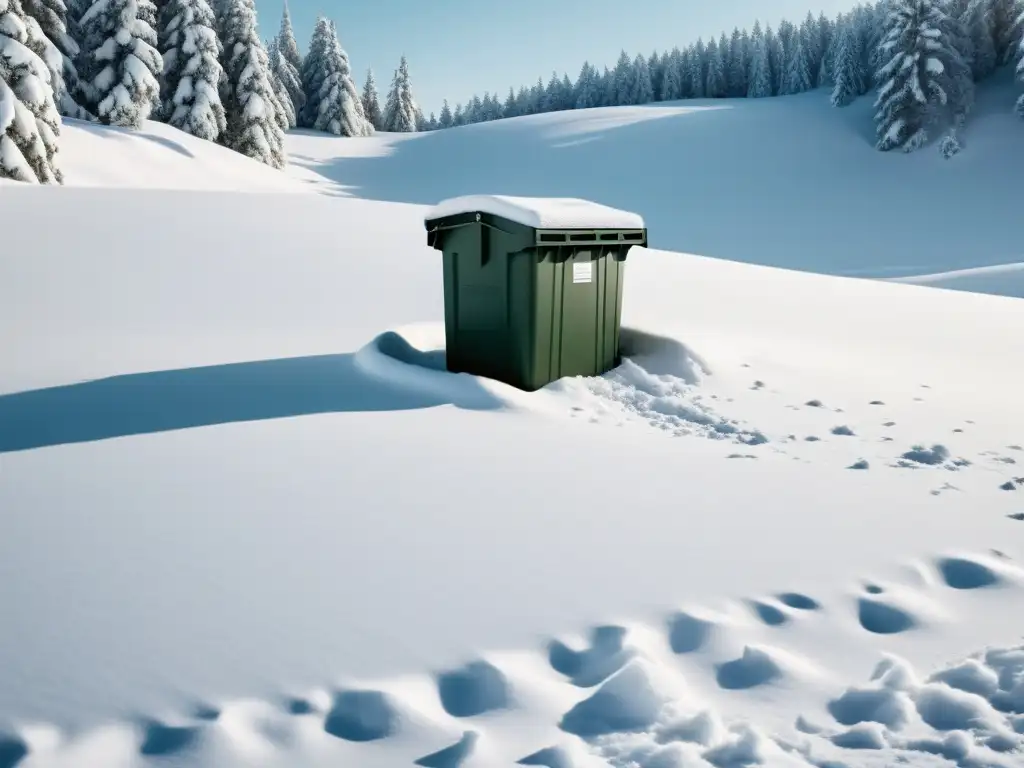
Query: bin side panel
445 224 510 381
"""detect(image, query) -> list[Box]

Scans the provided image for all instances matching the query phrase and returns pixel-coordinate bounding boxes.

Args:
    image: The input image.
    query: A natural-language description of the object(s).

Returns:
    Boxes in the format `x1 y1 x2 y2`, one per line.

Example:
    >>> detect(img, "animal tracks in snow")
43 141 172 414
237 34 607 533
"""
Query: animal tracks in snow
4 549 1022 767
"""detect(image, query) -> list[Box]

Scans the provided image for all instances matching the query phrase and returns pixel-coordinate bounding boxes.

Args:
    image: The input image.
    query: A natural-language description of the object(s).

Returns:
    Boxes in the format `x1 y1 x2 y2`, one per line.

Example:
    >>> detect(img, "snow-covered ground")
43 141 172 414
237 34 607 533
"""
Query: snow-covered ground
2 84 1024 768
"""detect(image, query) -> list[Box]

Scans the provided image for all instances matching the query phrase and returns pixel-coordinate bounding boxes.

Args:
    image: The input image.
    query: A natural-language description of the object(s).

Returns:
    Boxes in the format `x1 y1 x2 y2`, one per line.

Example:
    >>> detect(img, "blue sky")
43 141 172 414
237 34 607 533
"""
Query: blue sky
259 0 858 115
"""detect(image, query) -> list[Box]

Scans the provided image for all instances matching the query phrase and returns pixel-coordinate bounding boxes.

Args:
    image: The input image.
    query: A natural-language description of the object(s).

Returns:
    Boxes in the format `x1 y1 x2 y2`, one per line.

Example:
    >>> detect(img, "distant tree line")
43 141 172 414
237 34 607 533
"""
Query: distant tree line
426 0 1024 155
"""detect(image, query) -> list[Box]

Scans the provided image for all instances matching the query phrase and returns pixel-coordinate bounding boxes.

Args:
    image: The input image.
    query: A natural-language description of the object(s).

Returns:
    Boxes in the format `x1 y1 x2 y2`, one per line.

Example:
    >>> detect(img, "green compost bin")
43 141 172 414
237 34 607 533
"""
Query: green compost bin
424 195 647 391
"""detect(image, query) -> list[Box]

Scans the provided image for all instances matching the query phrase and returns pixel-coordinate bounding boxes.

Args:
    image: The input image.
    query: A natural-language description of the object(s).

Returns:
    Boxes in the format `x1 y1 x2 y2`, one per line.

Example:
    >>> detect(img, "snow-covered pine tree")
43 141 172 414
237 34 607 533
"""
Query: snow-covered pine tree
600 64 615 105
298 15 329 127
989 0 1022 63
935 0 976 123
777 18 796 61
360 68 382 129
1 0 62 182
307 20 370 136
575 61 599 108
23 0 88 117
158 0 225 138
438 98 452 127
801 10 822 76
728 28 748 97
874 0 963 152
688 38 705 97
425 111 436 130
77 0 162 126
218 0 284 166
511 83 527 114
704 36 726 96
818 12 838 86
542 70 560 111
660 48 682 100
560 72 572 108
784 25 813 93
1016 21 1024 118
958 0 996 79
266 39 295 128
500 86 515 117
382 55 418 131
863 3 889 87
274 1 303 113
647 50 662 100
612 49 631 105
747 30 772 97
766 25 784 95
452 102 463 125
831 15 865 105
630 53 653 103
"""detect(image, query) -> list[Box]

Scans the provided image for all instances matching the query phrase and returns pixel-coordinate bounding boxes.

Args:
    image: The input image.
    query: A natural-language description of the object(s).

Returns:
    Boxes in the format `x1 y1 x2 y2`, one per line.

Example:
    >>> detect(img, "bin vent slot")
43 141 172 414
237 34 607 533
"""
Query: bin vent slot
623 232 644 241
599 233 619 241
539 233 566 243
568 233 593 242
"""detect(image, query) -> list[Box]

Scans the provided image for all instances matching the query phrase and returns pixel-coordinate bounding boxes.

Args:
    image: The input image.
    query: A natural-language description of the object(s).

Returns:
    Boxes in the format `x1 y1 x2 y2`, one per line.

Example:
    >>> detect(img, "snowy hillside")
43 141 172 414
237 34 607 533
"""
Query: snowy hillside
285 71 1024 297
2 88 1024 768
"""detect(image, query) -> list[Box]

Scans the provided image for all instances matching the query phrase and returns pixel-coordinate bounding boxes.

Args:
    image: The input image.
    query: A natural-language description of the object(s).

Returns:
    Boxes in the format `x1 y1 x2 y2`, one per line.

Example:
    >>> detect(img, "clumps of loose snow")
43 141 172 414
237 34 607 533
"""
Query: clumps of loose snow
848 459 871 470
831 425 856 436
558 658 675 737
830 721 889 749
818 651 1024 763
545 328 768 445
827 656 919 729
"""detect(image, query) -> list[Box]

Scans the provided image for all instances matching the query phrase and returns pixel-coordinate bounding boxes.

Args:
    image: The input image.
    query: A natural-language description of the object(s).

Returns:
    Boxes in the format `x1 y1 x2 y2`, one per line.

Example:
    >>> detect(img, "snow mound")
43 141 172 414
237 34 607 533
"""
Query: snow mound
352 324 513 411
55 118 310 192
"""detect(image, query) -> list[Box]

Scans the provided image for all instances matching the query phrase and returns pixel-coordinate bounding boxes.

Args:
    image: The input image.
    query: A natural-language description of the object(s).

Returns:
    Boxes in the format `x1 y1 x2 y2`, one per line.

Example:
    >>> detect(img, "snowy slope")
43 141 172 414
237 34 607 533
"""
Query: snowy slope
51 118 311 192
286 70 1024 294
2 86 1024 768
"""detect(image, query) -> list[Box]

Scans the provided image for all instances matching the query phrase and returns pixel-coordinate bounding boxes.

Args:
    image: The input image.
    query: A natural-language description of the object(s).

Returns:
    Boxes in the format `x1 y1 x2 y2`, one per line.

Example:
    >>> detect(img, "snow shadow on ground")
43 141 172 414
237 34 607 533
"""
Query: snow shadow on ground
0 335 502 453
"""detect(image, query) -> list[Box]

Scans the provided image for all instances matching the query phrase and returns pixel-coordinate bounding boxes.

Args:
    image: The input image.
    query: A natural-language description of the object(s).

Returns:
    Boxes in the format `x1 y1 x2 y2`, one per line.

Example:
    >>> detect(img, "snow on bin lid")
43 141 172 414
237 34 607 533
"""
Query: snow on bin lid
425 195 645 230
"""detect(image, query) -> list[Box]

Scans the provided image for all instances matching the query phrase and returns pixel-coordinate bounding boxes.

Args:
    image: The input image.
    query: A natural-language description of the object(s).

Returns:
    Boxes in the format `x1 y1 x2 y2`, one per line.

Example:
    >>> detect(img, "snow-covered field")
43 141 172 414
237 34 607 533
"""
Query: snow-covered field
2 86 1024 768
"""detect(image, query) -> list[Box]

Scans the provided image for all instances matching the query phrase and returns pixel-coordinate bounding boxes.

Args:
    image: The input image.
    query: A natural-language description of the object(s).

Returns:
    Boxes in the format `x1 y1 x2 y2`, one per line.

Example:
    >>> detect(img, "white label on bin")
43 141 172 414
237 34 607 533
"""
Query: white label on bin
573 262 593 284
